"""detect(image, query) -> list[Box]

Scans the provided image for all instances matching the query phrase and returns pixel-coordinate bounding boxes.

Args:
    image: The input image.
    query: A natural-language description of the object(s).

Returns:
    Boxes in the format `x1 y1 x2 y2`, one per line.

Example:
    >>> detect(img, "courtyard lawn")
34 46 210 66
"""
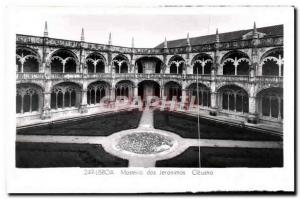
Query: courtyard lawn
156 146 283 168
153 110 282 141
17 109 142 136
16 142 128 168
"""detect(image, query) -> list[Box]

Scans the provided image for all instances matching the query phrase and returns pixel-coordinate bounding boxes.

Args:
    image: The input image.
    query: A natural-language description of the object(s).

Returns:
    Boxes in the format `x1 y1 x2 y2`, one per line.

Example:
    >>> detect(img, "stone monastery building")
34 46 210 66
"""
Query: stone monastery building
16 23 283 129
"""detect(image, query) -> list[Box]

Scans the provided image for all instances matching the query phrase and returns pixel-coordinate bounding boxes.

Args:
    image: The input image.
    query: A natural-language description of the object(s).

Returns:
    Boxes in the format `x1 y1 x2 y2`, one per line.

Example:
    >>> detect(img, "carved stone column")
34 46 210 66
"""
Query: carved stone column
247 84 258 124
79 80 88 113
41 80 52 119
209 44 219 116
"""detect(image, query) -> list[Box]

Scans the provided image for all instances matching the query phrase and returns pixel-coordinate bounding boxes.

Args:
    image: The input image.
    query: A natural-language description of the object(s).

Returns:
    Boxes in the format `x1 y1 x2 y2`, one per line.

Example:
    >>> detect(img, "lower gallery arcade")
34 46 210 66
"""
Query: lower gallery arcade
16 80 283 126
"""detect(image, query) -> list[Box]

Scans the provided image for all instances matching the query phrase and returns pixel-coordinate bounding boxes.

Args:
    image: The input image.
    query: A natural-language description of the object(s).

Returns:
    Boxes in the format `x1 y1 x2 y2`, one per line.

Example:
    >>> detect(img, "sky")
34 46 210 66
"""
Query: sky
12 6 289 48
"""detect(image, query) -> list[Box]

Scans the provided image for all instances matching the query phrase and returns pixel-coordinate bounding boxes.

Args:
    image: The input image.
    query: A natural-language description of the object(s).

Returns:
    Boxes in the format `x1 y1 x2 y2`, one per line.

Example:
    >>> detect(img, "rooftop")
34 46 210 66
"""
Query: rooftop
155 24 283 48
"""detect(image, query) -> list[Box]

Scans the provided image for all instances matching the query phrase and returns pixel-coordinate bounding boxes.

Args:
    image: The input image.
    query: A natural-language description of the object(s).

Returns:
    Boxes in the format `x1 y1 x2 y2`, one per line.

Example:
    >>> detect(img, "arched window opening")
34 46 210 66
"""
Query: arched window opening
120 63 128 73
135 57 163 74
50 83 80 109
23 57 39 72
16 84 43 114
50 50 78 73
204 62 212 75
65 59 76 73
168 55 185 74
262 59 279 76
218 85 248 113
87 81 110 105
115 81 134 99
261 48 283 77
113 55 129 74
237 60 250 75
221 51 250 76
51 58 63 72
86 53 106 74
192 54 213 75
257 87 283 120
193 62 202 74
87 60 94 73
223 60 235 75
16 48 40 73
170 64 177 74
164 81 182 101
96 62 105 73
187 83 210 107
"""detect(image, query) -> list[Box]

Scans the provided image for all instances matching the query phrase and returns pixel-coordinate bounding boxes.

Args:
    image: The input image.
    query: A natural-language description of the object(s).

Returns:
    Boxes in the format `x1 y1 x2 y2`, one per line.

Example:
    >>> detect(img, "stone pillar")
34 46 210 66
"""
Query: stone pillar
160 86 164 99
79 81 88 113
247 83 258 124
180 88 187 110
110 85 116 101
41 80 52 119
134 86 138 99
209 49 219 116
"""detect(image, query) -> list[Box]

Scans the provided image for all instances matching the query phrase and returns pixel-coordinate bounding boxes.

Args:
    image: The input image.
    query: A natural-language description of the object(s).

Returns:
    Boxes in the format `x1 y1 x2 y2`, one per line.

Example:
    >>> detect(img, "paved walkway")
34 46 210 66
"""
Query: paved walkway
16 109 283 167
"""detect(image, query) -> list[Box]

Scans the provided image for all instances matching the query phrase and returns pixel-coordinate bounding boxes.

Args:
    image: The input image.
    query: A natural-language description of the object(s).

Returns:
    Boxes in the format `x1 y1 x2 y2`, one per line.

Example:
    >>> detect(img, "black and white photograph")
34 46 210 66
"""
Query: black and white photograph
3 2 295 194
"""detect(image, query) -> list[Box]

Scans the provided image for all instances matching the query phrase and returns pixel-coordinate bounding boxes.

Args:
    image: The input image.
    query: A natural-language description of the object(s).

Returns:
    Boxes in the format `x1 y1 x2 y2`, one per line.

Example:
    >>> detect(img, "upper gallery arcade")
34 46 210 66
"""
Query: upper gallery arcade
16 22 283 128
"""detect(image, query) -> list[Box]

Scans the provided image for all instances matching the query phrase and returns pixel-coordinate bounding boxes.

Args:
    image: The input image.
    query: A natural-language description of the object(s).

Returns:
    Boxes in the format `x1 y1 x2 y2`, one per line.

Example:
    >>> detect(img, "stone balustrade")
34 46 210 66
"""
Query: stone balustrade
17 72 45 79
16 72 283 86
254 76 283 84
50 73 83 79
215 75 250 83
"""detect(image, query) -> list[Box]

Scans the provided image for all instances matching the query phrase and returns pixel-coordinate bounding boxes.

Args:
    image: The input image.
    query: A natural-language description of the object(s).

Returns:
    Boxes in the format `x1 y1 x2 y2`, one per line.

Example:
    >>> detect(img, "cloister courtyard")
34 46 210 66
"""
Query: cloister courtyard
15 23 284 168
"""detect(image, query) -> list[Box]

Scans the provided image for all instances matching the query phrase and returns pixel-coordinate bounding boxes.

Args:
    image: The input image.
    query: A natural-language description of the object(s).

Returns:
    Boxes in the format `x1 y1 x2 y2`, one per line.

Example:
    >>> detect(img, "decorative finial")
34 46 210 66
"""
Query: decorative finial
80 28 85 42
216 28 219 43
187 32 190 46
44 21 48 37
253 22 258 38
164 37 168 48
108 32 112 45
131 37 134 48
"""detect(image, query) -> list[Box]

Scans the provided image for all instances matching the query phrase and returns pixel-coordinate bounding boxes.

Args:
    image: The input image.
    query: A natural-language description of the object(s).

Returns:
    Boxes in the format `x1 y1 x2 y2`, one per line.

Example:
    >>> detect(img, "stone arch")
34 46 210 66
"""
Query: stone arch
163 80 182 87
186 82 211 107
115 80 135 99
16 83 44 114
164 81 182 101
216 83 249 95
254 85 283 97
217 84 249 113
50 81 82 109
221 50 250 75
168 55 185 74
137 80 161 99
49 49 79 73
16 47 42 73
260 47 283 63
87 79 112 88
86 52 106 73
260 47 283 76
256 87 283 119
137 78 161 86
87 81 111 105
113 54 130 74
135 56 163 74
115 79 135 87
191 53 213 75
185 81 210 90
51 80 83 89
